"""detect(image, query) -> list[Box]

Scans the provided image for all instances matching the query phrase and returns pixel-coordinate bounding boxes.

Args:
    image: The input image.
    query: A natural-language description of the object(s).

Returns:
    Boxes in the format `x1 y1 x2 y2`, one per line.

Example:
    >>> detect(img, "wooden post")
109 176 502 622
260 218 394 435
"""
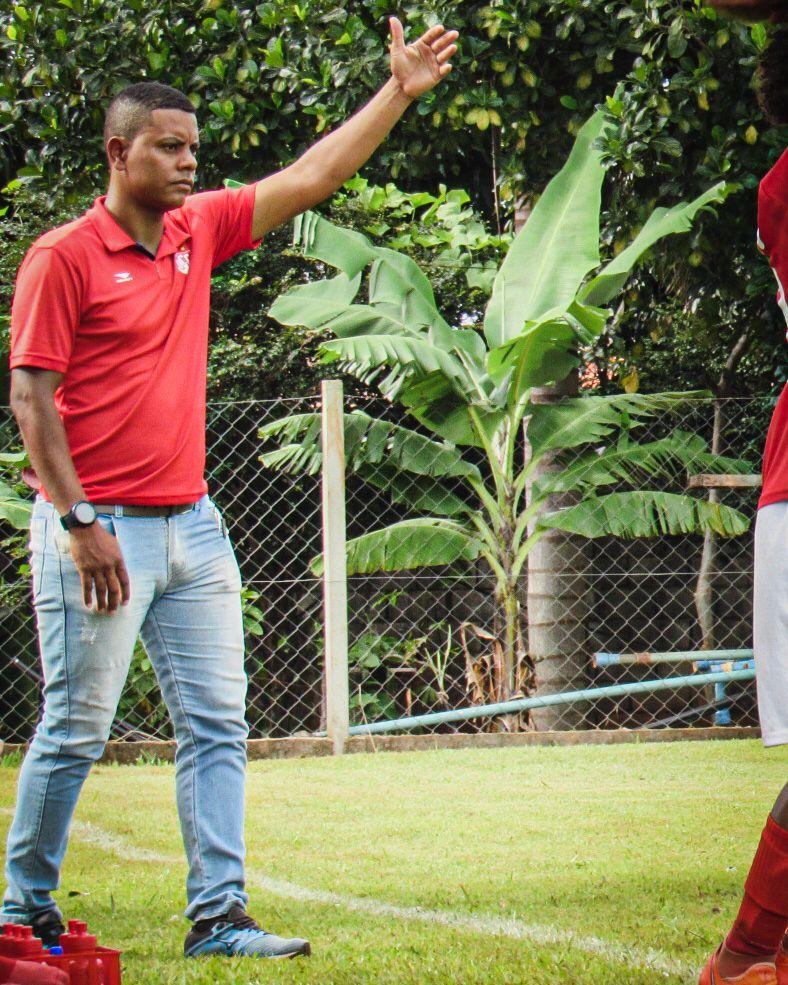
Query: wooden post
321 379 349 755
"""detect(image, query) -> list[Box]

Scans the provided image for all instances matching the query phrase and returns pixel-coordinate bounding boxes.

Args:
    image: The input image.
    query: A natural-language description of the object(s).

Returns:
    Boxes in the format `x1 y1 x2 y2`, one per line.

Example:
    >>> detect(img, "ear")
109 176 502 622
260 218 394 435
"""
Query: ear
106 135 129 172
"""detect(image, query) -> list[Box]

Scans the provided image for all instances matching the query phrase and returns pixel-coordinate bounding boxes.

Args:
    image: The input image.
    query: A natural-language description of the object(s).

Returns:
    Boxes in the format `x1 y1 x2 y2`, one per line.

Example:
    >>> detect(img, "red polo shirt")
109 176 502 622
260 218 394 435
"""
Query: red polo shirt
758 148 788 509
10 183 260 504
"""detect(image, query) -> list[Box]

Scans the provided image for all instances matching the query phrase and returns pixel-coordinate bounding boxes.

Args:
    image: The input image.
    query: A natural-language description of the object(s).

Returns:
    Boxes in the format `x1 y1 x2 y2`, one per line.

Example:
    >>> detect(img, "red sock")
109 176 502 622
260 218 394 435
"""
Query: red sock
726 815 788 956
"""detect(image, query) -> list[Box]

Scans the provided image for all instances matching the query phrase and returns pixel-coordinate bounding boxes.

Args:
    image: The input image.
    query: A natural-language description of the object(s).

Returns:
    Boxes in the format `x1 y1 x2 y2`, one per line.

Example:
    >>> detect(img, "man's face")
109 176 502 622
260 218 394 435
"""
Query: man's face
111 108 199 211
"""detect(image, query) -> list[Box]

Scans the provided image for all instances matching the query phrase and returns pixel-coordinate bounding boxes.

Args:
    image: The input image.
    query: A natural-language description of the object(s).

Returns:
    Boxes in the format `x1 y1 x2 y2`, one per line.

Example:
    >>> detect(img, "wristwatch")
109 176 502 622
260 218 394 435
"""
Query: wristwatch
60 500 97 531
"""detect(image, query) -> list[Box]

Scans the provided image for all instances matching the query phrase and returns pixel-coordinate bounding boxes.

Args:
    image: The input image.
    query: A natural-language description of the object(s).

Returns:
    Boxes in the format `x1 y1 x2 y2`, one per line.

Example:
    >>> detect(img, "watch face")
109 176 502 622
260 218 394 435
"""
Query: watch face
73 501 96 525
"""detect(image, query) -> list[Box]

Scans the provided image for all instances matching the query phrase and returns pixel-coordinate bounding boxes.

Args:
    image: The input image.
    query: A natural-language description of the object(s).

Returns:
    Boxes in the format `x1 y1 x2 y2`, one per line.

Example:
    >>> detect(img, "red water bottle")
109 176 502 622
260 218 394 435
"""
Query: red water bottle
60 921 103 985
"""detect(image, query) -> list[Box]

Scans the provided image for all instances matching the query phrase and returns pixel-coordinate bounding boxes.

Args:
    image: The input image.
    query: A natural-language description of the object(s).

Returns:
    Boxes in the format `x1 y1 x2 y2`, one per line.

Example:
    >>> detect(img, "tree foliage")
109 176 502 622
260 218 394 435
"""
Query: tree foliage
260 115 754 713
2 0 786 395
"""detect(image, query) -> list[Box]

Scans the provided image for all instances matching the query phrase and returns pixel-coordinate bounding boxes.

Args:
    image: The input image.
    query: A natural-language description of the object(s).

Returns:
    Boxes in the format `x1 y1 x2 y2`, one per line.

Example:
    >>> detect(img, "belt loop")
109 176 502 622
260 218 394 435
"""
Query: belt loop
114 505 123 518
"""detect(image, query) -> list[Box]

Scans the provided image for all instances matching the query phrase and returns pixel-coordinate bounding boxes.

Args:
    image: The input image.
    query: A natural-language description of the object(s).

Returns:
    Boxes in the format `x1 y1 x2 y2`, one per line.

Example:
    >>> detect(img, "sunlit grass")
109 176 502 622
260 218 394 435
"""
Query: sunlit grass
2 739 785 984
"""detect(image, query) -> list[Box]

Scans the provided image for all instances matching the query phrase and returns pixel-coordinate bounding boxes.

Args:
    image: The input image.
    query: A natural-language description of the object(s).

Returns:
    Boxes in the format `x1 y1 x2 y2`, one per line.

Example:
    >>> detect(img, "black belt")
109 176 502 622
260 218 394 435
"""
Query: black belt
92 503 197 518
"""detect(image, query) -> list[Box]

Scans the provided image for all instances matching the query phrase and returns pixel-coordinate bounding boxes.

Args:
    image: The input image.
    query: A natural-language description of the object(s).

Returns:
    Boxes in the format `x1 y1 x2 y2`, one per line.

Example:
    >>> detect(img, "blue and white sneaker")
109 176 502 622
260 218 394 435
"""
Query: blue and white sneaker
184 904 311 960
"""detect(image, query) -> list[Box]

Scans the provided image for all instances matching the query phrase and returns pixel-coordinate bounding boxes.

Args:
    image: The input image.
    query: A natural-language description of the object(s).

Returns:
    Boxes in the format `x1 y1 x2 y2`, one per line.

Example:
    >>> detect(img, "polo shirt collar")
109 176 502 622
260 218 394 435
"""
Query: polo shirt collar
88 196 191 258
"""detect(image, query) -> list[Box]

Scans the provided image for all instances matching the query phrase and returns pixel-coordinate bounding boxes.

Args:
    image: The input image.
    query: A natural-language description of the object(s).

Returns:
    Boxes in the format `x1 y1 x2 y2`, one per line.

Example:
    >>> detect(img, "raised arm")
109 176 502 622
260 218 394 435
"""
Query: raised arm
250 16 458 240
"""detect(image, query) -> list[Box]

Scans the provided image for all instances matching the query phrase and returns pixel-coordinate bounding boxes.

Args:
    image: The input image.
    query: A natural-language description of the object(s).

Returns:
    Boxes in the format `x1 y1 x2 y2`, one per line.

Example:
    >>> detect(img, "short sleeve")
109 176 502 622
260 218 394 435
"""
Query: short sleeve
758 189 788 263
10 247 83 373
184 183 262 270
758 151 788 259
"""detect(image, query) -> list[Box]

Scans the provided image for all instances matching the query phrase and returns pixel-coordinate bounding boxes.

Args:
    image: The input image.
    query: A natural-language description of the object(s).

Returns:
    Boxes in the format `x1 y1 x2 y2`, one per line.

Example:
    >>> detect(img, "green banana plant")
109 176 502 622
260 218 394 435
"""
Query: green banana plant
0 450 33 529
261 108 750 717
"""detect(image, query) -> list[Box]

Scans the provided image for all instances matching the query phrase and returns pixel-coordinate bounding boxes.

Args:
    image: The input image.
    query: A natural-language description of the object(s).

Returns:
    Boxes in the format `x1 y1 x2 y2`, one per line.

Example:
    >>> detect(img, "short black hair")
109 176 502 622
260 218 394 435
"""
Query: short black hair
756 26 788 127
103 81 195 146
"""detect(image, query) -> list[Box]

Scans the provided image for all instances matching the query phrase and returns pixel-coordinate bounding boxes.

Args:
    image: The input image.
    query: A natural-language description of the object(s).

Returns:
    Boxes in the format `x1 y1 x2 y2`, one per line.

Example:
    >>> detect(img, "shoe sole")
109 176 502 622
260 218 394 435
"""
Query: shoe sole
185 942 311 960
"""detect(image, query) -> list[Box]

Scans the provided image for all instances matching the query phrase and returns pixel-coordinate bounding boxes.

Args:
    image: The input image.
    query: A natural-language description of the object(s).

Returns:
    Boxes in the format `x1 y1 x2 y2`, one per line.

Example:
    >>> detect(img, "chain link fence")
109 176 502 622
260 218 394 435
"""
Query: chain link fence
0 393 773 745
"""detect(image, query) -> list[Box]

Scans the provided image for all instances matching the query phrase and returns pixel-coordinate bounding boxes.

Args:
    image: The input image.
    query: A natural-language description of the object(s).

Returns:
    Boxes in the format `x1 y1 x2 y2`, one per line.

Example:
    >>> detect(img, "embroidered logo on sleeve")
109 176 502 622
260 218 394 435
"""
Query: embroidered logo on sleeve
113 272 133 283
175 251 191 275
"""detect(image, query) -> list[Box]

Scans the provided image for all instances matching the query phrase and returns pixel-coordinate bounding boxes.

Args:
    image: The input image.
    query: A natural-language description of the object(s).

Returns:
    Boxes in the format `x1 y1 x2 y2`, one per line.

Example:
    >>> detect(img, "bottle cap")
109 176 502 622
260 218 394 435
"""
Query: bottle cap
61 920 97 953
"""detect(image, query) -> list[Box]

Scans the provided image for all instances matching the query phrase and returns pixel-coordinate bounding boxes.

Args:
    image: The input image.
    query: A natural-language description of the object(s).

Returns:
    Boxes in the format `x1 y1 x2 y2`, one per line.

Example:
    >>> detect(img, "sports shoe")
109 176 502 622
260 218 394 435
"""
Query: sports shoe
698 946 776 984
183 904 311 960
0 908 67 950
30 909 66 950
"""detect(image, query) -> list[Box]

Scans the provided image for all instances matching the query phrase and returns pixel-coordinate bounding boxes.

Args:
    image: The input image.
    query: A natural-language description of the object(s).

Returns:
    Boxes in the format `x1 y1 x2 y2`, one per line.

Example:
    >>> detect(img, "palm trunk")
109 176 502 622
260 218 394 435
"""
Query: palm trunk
525 375 591 730
491 430 532 728
490 574 532 730
506 200 590 731
694 332 751 650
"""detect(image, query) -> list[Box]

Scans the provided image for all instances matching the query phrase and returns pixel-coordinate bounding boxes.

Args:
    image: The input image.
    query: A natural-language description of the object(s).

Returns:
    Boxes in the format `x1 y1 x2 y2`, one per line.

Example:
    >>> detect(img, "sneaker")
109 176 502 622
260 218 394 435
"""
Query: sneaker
699 946 776 984
30 909 66 950
1 908 68 950
183 904 311 960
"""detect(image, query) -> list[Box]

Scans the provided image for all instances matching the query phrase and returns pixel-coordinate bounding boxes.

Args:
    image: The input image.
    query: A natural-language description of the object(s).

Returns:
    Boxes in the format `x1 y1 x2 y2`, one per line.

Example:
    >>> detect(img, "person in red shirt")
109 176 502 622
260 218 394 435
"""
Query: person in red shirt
699 25 788 985
1 16 458 961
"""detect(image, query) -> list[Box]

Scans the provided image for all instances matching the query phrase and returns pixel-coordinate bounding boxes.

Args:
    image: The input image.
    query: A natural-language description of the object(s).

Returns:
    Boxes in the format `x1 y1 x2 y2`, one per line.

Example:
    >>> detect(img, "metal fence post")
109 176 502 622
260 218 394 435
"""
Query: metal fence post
321 380 349 754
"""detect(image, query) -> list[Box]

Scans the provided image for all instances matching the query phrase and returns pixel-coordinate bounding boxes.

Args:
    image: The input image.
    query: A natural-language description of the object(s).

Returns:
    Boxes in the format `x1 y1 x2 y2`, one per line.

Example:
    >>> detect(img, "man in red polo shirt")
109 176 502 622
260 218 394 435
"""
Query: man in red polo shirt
1 16 458 960
699 24 788 985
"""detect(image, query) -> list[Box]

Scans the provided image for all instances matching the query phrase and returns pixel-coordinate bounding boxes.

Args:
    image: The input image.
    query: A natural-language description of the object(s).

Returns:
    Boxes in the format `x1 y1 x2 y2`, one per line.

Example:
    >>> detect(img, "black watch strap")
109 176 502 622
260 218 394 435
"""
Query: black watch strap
60 500 97 530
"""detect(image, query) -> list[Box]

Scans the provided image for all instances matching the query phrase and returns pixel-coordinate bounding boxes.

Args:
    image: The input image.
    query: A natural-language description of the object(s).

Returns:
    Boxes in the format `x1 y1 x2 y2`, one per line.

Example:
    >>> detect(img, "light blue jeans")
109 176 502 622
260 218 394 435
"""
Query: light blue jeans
2 494 249 922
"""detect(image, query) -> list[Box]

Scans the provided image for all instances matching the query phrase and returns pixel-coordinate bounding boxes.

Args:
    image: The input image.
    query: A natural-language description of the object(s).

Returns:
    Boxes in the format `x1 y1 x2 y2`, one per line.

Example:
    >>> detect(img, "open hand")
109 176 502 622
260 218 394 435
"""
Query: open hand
389 17 458 99
70 523 131 613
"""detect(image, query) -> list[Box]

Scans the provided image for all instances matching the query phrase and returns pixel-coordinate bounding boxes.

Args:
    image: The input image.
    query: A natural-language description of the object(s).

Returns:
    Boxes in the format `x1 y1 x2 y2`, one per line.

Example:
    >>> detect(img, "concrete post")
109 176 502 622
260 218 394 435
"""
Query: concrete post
321 379 349 754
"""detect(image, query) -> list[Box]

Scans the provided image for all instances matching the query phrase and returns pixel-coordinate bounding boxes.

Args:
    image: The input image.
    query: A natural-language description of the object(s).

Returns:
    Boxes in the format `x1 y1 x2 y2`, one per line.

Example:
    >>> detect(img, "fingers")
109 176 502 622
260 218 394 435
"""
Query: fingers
389 15 405 48
436 43 457 65
431 29 459 55
92 563 131 614
417 23 445 45
117 562 131 606
81 571 93 609
105 569 123 614
93 571 108 613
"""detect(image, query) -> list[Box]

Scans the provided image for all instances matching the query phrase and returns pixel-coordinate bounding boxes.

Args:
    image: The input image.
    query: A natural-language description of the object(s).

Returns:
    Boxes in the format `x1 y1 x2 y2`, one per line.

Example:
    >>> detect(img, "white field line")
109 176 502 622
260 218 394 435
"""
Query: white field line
0 809 694 980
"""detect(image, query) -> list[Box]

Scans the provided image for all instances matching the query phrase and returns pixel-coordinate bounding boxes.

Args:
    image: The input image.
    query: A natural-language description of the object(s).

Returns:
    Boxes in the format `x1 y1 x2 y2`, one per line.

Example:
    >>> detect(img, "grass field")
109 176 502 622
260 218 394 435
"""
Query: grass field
2 739 787 984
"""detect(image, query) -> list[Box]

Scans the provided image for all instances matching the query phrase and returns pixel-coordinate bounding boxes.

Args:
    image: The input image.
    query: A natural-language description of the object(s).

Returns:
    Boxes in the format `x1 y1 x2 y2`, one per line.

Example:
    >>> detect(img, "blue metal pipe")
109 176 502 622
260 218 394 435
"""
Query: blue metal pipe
714 681 732 727
694 659 755 673
594 649 753 668
345 669 756 736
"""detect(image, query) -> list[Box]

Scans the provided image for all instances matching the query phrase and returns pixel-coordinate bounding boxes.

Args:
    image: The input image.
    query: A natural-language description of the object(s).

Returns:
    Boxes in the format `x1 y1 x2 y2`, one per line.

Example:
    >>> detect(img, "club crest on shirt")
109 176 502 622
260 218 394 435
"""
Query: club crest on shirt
175 251 191 275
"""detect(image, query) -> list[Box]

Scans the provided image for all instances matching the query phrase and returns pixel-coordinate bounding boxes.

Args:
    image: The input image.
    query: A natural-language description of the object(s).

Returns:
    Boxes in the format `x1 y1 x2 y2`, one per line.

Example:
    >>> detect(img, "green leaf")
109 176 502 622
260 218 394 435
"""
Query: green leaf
533 431 753 498
396 374 502 448
0 480 32 529
294 211 377 278
357 462 472 517
259 410 481 482
0 450 29 467
370 246 439 311
310 518 483 575
268 273 361 329
526 392 709 458
319 305 425 340
487 317 580 402
579 182 730 307
484 110 609 348
319 334 474 397
538 491 750 539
